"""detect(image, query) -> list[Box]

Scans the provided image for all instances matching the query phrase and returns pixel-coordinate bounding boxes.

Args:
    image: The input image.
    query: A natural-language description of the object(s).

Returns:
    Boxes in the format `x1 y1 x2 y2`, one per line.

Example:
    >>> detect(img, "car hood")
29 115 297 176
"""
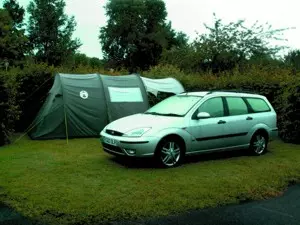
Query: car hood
105 113 183 134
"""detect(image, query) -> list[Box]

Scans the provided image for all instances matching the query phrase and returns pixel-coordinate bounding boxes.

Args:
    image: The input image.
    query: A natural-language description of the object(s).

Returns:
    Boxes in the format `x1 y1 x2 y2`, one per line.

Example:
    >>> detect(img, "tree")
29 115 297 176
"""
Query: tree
73 53 90 66
0 9 28 67
161 14 289 73
27 0 81 66
99 0 182 72
3 0 25 28
89 57 104 68
285 50 300 73
192 14 289 73
70 53 104 68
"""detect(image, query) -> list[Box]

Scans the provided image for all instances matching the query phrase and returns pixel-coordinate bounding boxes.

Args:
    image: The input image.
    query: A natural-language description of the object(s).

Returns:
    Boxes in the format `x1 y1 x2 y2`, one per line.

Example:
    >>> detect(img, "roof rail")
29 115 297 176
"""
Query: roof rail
206 89 258 95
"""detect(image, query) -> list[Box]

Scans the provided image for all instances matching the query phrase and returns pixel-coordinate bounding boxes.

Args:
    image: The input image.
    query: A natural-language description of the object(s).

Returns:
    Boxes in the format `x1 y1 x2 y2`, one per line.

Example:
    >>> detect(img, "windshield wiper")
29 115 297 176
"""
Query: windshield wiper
159 113 183 117
144 112 182 117
144 112 162 115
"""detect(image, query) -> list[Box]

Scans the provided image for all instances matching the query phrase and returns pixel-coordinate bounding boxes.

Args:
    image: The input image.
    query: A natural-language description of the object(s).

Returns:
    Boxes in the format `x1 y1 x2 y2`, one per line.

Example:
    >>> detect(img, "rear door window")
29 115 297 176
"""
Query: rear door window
226 97 248 116
246 98 271 113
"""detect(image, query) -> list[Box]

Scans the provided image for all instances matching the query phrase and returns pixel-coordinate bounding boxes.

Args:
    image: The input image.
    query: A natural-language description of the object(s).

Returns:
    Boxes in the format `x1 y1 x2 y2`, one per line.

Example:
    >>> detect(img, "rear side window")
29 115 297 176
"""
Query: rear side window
226 97 248 116
246 98 271 113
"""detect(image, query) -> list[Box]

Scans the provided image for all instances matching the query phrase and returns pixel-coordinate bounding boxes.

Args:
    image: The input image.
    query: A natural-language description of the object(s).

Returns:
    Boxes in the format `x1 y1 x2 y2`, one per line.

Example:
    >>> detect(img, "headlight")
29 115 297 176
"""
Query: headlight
123 127 151 137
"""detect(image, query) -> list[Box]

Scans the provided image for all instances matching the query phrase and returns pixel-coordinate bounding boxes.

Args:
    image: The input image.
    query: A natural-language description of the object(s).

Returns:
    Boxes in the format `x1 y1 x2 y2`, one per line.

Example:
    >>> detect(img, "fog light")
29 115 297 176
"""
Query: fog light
124 148 136 155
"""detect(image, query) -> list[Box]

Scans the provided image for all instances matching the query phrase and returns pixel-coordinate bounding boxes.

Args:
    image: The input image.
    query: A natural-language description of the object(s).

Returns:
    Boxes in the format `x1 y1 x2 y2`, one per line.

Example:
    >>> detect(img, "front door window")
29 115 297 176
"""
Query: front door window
197 97 224 117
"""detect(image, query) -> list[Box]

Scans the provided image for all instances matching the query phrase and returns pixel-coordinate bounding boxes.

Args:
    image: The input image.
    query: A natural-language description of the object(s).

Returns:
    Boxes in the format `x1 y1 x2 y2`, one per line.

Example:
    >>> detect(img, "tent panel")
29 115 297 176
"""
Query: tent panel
29 75 65 139
108 87 143 102
29 94 66 139
140 76 185 96
101 74 149 122
60 75 108 137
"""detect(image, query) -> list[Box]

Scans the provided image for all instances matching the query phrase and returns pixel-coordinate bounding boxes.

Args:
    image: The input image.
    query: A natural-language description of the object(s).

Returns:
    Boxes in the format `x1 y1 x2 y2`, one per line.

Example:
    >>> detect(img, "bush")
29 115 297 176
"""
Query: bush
0 75 7 146
0 70 20 145
11 63 56 131
275 77 300 143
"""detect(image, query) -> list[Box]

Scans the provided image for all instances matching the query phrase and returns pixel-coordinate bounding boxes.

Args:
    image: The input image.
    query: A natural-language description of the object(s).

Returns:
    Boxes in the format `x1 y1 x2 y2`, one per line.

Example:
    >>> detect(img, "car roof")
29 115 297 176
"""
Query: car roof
178 91 210 97
178 91 264 98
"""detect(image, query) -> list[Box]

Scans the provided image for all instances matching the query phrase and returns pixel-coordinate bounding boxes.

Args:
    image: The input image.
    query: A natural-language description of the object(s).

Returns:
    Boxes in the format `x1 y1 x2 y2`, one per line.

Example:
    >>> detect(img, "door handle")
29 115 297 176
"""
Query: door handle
218 120 226 124
246 116 253 120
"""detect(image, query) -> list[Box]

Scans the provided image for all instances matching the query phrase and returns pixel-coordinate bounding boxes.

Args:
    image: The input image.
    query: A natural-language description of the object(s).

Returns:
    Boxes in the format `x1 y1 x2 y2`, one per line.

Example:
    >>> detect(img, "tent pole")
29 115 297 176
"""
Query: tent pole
64 106 69 144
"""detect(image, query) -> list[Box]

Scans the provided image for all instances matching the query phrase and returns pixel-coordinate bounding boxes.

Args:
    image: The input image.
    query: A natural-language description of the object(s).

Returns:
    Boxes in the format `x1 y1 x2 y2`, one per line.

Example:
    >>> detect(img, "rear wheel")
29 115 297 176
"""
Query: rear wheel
249 132 268 155
155 137 184 168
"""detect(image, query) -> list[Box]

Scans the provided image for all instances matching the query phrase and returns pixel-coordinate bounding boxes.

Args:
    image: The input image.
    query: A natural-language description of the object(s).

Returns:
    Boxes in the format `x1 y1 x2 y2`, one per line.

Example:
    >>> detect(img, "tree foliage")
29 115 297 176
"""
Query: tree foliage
161 14 289 73
3 0 25 28
285 50 300 74
72 53 104 68
0 8 28 67
27 0 81 66
99 0 185 72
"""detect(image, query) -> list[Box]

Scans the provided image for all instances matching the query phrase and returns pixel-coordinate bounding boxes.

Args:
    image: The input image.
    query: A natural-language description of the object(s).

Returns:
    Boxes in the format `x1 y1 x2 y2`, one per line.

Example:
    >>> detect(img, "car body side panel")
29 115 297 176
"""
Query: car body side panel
186 117 229 151
152 127 195 153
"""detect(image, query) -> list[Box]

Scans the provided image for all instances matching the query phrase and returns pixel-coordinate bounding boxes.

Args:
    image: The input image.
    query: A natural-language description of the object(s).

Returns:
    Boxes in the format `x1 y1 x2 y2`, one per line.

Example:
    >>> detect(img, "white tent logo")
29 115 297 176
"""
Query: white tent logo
80 90 88 99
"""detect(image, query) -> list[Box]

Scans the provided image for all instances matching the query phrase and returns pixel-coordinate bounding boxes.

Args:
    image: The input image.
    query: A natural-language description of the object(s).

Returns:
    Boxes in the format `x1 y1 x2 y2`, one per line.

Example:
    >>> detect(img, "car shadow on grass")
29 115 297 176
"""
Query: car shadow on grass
108 149 256 169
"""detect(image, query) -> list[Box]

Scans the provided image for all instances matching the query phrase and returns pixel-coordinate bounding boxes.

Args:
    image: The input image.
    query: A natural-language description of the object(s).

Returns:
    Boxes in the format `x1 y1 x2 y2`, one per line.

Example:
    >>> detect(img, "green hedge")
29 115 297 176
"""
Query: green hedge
0 70 20 145
275 77 300 143
0 75 7 146
10 64 56 131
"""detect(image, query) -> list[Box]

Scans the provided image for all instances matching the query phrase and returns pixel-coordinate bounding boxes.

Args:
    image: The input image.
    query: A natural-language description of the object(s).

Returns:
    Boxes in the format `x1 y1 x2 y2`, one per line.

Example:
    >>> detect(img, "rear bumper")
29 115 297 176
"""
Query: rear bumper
269 128 279 141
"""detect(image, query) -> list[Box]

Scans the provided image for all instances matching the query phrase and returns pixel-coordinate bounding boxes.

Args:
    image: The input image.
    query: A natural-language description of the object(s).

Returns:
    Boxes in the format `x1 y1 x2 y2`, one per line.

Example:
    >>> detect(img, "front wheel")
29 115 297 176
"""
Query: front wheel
155 138 184 168
249 132 268 155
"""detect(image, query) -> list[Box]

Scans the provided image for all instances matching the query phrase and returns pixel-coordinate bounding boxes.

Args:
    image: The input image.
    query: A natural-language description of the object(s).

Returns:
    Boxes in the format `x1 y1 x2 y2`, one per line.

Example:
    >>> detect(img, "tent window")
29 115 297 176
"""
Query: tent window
108 87 143 102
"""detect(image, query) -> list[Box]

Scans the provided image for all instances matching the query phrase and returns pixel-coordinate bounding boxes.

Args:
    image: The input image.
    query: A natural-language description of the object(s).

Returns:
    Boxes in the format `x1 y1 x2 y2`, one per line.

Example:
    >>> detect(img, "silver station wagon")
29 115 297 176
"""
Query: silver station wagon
100 91 278 167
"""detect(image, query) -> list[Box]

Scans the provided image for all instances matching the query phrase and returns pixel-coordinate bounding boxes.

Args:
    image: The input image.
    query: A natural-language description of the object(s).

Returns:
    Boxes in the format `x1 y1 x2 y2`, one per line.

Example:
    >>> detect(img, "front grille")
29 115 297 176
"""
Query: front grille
102 142 124 154
105 129 124 136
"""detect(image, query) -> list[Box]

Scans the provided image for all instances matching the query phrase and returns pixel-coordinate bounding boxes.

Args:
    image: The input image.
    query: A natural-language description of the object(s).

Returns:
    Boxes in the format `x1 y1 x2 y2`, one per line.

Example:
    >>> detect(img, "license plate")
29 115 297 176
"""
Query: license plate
103 137 117 146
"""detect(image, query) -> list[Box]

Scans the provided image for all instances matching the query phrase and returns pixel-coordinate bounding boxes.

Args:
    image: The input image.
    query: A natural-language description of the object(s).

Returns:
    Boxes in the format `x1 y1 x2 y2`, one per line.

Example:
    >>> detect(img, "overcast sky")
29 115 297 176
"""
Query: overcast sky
16 0 300 59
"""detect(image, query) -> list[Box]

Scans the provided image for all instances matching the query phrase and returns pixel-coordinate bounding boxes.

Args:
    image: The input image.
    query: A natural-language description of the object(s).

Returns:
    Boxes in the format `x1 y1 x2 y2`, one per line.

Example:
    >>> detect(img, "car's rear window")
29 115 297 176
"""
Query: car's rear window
245 98 271 113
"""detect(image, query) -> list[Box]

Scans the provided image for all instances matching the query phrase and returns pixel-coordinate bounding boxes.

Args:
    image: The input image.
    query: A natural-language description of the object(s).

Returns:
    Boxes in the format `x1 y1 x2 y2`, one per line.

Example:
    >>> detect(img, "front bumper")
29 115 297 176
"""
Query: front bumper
100 131 160 157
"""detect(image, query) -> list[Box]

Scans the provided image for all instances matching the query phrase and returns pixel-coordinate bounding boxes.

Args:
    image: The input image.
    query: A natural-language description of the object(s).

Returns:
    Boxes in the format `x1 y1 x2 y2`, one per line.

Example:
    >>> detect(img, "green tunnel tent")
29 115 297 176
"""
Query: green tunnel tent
28 73 151 140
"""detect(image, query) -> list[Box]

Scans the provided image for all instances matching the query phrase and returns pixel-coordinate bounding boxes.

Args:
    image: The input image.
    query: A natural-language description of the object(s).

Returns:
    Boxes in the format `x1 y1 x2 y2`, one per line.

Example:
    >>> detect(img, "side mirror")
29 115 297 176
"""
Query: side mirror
197 112 211 119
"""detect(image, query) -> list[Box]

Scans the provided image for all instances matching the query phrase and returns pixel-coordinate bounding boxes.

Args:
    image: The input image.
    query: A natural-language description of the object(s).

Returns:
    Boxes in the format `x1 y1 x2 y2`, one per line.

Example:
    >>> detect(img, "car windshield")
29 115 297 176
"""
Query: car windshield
145 95 202 116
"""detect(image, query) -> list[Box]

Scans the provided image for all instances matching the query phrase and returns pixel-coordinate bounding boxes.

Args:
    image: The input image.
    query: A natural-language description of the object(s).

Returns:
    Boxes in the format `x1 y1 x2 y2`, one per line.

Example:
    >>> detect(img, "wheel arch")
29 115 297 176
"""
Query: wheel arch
154 134 187 156
252 128 269 141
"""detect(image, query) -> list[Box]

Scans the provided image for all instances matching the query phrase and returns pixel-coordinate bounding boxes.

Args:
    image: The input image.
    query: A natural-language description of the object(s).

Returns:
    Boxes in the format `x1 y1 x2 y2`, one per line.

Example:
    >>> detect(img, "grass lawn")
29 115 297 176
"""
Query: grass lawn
0 137 300 225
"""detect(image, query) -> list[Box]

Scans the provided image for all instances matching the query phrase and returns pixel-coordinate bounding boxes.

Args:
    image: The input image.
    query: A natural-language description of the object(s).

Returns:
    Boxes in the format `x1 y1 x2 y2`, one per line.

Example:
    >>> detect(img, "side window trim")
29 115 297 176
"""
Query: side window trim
242 97 254 113
222 96 229 116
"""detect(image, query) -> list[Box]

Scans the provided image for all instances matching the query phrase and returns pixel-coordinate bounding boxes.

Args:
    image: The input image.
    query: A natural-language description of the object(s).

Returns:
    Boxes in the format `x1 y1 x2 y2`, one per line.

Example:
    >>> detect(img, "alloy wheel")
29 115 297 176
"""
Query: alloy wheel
253 134 266 155
160 141 181 167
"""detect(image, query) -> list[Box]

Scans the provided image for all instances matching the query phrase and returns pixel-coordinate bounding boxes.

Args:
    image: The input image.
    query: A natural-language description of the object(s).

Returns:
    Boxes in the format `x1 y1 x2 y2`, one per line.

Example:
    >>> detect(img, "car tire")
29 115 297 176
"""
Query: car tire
155 137 184 168
249 132 268 156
